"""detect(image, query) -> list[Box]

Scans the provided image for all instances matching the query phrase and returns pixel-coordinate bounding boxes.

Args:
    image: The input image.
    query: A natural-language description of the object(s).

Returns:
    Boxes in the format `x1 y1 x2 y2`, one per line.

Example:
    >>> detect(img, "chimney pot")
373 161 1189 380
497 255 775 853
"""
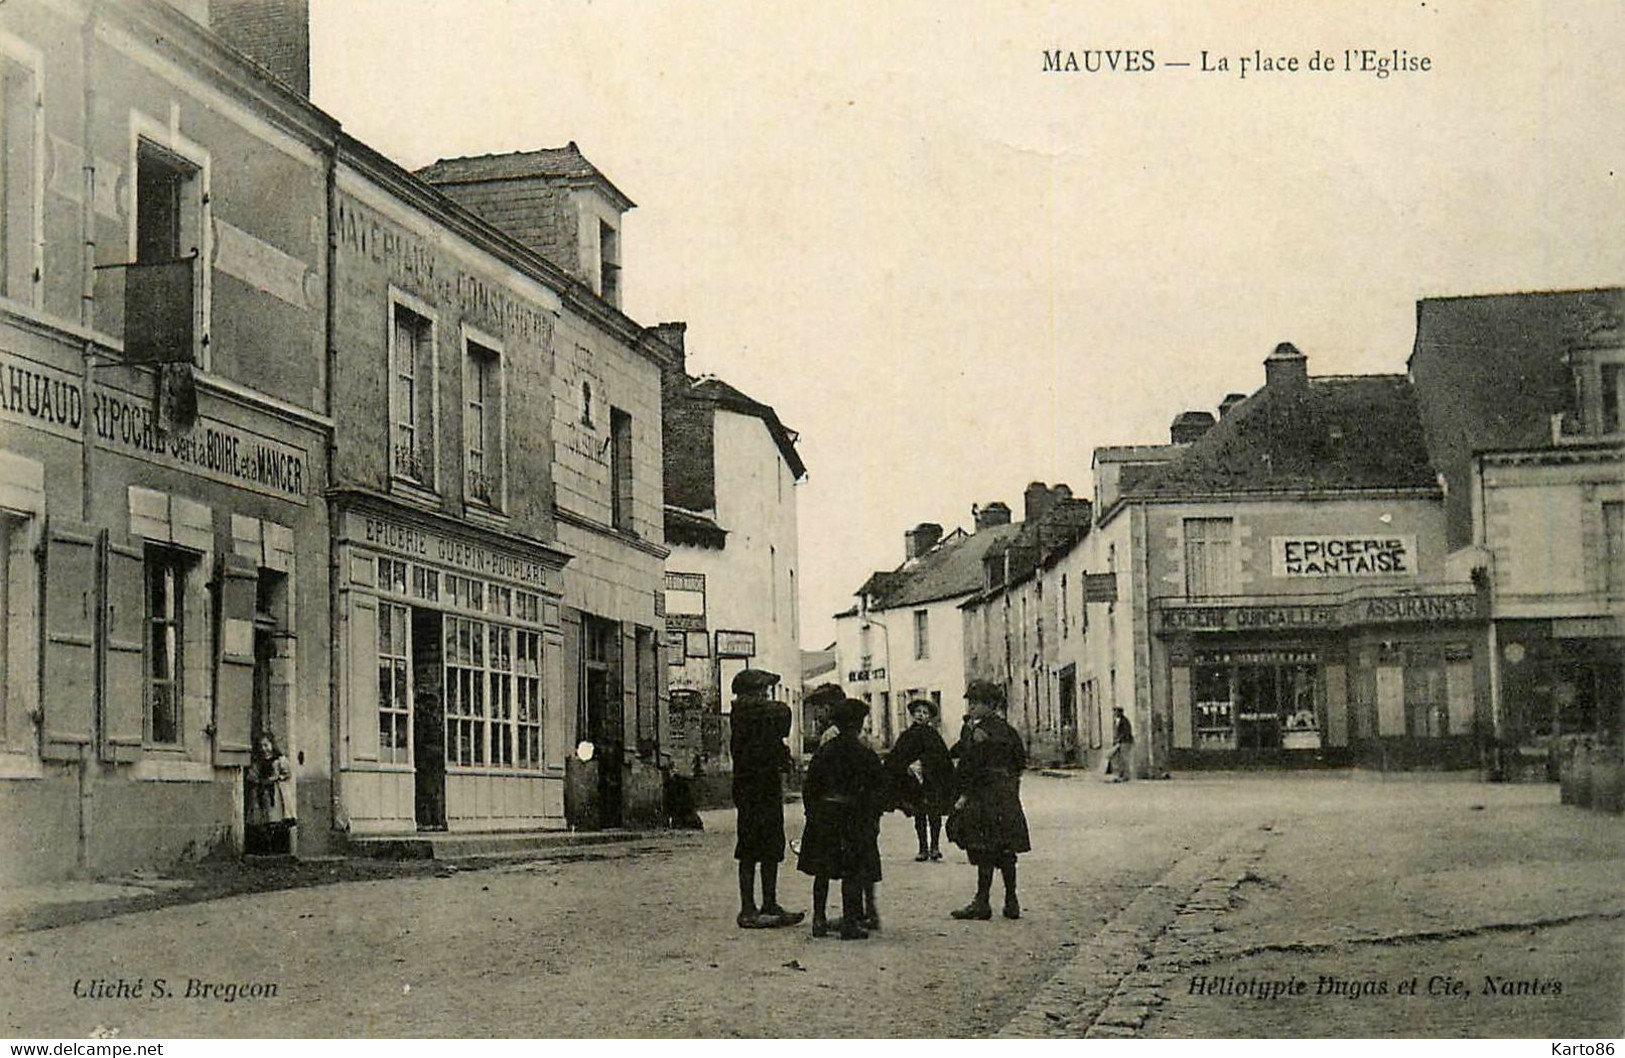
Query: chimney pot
974 502 1012 531
1218 392 1249 418
905 522 944 560
1264 342 1309 391
1170 410 1217 444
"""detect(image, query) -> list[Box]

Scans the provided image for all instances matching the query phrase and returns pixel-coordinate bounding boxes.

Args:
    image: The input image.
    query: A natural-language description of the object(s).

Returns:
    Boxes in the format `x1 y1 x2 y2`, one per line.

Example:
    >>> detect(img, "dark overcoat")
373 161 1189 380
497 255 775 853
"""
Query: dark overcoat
887 723 955 817
796 732 887 883
946 716 1032 864
731 696 792 862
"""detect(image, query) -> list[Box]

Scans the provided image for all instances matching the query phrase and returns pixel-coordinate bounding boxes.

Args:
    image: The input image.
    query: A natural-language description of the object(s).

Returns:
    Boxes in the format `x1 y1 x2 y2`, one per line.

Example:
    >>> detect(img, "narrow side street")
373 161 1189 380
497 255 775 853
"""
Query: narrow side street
3 775 1619 1038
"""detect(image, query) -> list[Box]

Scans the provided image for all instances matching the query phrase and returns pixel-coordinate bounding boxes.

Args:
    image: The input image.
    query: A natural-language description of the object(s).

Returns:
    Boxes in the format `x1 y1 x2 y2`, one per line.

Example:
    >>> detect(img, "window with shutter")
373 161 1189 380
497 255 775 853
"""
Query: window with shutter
41 521 97 760
214 554 258 766
102 536 145 761
347 592 380 763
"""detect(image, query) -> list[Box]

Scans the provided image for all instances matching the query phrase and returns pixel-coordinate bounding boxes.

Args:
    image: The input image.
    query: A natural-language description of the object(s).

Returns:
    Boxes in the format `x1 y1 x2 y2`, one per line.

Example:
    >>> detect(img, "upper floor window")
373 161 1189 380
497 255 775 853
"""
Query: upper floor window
1184 517 1235 598
0 42 41 306
913 608 930 660
1601 362 1622 435
390 298 437 489
131 131 207 367
610 407 633 531
464 336 504 511
1605 502 1623 597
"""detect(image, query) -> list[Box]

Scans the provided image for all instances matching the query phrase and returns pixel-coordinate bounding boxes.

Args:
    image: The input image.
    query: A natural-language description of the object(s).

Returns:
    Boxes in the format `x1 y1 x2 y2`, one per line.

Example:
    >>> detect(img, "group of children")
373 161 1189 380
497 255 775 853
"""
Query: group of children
793 678 1030 940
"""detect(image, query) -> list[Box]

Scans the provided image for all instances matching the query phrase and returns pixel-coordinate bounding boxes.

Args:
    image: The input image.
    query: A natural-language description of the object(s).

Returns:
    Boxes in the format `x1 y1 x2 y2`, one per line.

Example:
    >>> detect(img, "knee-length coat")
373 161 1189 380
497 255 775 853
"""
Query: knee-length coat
796 732 887 883
946 716 1031 864
886 722 955 817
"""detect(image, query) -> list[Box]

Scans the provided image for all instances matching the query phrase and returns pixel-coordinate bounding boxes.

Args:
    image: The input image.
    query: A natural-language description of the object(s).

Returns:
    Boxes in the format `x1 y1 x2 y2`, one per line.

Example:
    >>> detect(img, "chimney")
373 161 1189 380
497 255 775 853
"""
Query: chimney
1218 392 1248 418
1264 342 1309 392
209 0 311 96
1024 481 1058 523
905 522 944 560
1052 483 1073 503
974 502 1012 531
650 322 687 376
1170 410 1217 444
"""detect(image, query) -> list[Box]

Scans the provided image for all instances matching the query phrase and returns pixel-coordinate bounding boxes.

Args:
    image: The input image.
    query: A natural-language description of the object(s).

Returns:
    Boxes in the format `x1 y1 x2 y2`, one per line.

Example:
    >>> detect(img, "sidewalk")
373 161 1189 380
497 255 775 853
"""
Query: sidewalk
1 826 692 935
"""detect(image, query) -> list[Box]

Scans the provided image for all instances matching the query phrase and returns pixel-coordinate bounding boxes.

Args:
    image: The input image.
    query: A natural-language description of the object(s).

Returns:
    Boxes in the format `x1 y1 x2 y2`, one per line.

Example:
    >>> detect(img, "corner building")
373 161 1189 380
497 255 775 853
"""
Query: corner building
0 0 334 880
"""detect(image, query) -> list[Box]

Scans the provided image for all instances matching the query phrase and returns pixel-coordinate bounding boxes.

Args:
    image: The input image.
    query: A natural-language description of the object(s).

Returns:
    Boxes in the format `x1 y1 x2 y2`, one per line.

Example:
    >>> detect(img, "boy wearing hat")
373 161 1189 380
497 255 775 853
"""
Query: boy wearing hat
797 697 888 939
887 698 954 861
729 668 804 929
946 679 1031 921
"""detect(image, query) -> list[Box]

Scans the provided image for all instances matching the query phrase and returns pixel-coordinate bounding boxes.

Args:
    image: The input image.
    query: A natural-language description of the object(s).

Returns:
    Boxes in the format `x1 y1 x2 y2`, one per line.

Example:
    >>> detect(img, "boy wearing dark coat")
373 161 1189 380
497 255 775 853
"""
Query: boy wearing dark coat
887 698 954 861
947 679 1032 921
730 668 805 929
797 697 888 939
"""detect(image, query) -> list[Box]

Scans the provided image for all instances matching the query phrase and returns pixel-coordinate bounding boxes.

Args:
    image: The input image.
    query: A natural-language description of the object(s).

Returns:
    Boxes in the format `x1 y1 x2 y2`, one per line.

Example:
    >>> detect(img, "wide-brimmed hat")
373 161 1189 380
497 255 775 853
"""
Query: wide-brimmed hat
965 679 1006 707
732 668 781 694
905 697 939 718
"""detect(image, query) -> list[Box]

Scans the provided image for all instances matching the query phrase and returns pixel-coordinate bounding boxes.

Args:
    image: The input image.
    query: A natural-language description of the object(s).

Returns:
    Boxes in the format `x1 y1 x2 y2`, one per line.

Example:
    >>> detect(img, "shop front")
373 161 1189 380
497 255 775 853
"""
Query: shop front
335 499 570 834
1494 616 1624 780
1161 590 1487 769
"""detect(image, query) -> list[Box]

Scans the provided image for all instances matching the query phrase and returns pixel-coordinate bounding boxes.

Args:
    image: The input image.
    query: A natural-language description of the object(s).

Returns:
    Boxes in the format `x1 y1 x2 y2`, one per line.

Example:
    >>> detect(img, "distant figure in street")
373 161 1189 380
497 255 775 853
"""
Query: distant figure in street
798 697 889 940
244 732 294 855
946 680 1031 921
1106 706 1136 783
888 698 954 861
729 668 805 929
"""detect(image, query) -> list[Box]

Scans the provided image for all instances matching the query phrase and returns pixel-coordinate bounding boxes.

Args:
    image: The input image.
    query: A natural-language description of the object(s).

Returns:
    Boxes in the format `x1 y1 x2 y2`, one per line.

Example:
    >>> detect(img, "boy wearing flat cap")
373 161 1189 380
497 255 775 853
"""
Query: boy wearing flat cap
946 679 1031 921
729 668 804 929
797 697 888 939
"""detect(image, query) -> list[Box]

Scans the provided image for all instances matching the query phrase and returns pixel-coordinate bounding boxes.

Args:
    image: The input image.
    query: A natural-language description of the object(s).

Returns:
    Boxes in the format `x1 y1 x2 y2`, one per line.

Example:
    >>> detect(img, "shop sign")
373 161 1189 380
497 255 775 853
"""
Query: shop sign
1343 592 1481 626
848 667 887 682
350 512 549 588
1272 535 1416 577
1157 604 1338 633
1083 573 1118 603
1 349 310 502
715 630 756 658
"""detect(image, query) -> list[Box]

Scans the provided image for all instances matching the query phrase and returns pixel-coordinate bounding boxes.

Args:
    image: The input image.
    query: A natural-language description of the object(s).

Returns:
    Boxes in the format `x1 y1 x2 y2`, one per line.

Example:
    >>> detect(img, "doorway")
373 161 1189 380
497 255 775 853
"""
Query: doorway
412 607 446 830
583 616 623 827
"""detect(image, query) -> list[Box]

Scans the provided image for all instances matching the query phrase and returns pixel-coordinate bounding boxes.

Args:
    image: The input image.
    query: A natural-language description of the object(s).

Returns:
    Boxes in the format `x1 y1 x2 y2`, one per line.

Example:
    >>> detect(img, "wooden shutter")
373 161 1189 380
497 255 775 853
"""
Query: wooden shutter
559 608 582 753
1376 665 1405 737
1170 666 1193 749
1324 663 1349 747
101 535 146 762
41 520 99 760
346 592 379 763
1445 660 1475 736
214 554 258 766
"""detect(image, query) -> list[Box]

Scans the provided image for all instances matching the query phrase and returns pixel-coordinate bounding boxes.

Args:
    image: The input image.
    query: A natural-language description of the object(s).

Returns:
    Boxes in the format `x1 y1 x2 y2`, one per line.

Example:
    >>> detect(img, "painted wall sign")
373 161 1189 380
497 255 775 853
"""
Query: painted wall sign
1343 593 1481 625
347 511 551 589
1271 535 1417 577
1083 572 1118 603
715 630 756 658
1157 604 1339 633
0 349 309 502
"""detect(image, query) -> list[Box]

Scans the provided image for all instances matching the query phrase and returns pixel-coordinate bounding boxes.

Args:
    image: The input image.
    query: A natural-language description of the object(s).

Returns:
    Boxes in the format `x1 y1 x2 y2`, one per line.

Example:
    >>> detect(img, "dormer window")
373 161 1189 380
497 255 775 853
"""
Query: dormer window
598 221 621 307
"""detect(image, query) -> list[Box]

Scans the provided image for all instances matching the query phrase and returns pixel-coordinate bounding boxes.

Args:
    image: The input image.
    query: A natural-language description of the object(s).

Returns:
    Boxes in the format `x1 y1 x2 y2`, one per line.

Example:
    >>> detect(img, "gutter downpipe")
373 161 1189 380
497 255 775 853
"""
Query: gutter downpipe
323 139 343 848
76 0 101 874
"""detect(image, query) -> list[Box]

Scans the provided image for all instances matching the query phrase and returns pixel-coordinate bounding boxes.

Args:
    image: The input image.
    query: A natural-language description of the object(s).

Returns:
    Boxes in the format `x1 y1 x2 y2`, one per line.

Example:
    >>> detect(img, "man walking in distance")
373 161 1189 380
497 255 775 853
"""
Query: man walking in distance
730 668 805 929
1107 705 1136 782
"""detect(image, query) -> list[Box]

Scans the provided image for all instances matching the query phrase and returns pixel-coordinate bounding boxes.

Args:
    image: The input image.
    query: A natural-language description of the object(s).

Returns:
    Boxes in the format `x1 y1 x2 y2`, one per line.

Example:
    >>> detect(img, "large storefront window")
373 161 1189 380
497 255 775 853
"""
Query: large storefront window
370 556 547 773
1192 651 1321 751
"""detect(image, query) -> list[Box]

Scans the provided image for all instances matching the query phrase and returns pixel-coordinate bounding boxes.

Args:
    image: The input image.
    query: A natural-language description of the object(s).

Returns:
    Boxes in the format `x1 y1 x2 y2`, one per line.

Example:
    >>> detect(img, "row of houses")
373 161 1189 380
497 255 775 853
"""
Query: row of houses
833 290 1622 779
0 0 804 883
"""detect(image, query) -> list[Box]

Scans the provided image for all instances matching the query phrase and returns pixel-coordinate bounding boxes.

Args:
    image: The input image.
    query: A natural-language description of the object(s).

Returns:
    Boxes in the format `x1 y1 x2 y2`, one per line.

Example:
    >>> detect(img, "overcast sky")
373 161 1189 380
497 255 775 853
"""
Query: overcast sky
309 0 1624 649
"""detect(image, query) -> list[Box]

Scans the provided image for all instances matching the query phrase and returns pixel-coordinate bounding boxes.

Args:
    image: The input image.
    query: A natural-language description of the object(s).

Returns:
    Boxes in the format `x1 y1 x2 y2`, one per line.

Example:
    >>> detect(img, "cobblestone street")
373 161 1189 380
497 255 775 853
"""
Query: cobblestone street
3 774 1620 1038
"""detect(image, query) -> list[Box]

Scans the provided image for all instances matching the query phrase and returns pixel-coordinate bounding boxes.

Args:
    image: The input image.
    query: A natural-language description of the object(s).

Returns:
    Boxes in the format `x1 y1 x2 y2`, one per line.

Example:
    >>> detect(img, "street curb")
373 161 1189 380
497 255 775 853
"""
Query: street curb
996 825 1271 1038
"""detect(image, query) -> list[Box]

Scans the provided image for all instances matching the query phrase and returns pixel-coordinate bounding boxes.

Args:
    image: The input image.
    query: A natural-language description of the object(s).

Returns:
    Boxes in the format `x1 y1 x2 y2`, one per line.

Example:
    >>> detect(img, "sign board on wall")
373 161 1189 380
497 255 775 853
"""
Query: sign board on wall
715 630 756 658
1271 536 1417 577
1083 573 1118 603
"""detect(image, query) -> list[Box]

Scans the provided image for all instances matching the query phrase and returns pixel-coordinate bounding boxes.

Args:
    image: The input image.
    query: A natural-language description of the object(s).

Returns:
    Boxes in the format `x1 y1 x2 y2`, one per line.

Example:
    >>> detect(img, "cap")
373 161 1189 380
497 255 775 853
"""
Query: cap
965 679 1006 707
804 683 846 709
731 668 781 694
830 697 870 729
